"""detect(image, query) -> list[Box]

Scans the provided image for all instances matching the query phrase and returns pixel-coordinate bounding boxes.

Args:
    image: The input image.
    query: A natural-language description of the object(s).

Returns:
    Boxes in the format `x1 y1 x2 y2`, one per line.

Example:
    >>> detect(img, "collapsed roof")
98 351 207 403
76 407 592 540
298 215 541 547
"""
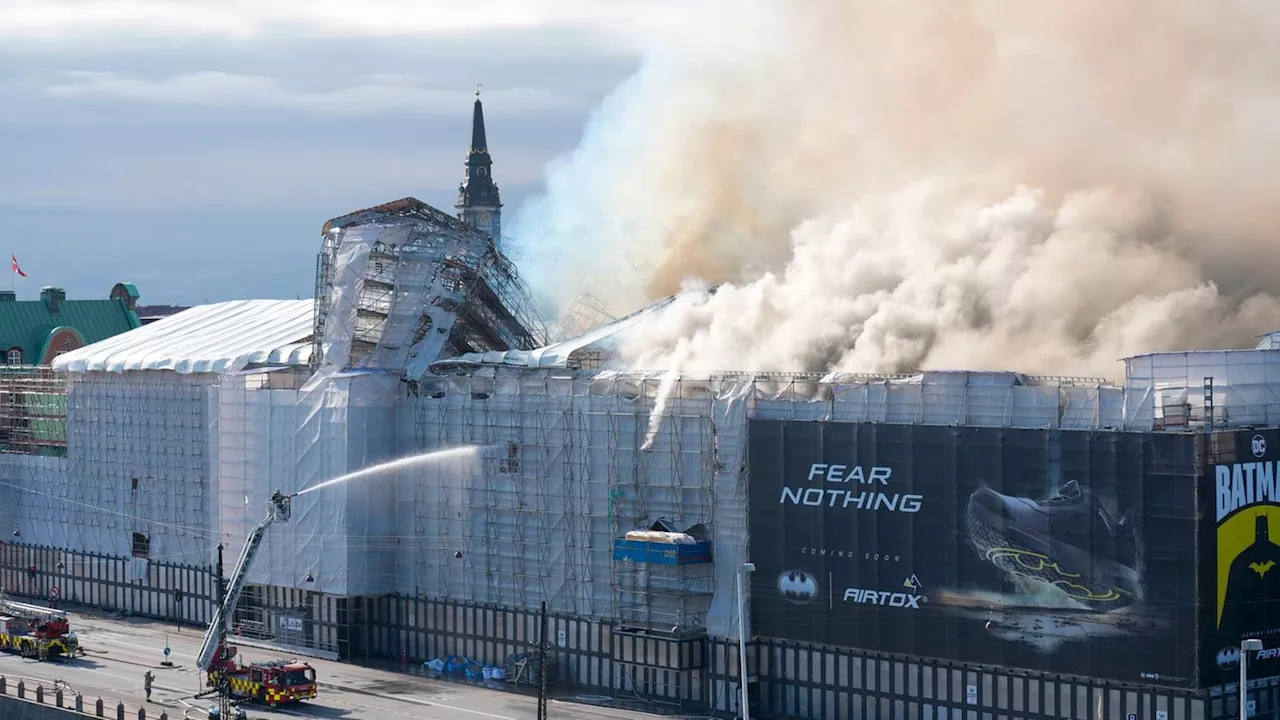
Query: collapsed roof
313 198 549 379
430 295 676 372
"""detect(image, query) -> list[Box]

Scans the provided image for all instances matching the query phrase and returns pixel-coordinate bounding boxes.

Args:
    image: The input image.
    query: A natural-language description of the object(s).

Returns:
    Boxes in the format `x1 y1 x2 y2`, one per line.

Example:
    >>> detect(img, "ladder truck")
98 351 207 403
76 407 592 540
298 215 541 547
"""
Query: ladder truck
197 491 318 718
0 593 80 660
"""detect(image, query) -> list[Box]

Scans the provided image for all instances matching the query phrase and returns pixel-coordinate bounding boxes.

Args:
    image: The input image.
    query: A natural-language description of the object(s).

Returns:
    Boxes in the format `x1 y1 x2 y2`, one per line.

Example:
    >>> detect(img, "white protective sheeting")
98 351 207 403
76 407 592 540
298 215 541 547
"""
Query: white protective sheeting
32 256 1280 650
215 366 405 597
0 372 219 565
315 232 373 373
351 226 484 375
52 300 314 374
1125 349 1280 428
338 372 402 596
13 298 1184 643
210 224 409 597
314 219 538 379
396 369 1153 638
216 369 359 595
401 372 718 626
434 295 677 369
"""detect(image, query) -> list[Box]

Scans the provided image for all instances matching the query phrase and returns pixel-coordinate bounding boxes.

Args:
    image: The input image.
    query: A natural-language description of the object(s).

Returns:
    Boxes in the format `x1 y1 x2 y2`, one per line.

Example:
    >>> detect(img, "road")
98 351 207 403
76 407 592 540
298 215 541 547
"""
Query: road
0 608 687 720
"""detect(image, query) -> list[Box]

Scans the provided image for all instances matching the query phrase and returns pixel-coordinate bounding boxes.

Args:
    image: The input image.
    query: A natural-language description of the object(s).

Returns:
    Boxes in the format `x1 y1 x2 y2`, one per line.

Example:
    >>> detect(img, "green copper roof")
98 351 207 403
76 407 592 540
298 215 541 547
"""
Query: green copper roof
0 291 141 365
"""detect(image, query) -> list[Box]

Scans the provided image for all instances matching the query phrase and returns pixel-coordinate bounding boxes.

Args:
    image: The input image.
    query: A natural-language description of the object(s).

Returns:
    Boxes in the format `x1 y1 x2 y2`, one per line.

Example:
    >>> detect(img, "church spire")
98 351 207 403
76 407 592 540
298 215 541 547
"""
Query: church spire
457 84 502 246
469 85 488 154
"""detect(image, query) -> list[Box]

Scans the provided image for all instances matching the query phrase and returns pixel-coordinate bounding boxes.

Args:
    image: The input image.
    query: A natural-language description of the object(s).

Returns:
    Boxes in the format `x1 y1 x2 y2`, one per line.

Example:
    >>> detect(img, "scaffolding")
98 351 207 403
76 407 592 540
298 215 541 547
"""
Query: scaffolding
9 198 1280 708
0 368 67 457
0 368 217 584
1 354 1252 638
312 198 548 376
1125 349 1280 430
405 373 723 627
400 367 1203 639
552 293 616 343
612 533 715 636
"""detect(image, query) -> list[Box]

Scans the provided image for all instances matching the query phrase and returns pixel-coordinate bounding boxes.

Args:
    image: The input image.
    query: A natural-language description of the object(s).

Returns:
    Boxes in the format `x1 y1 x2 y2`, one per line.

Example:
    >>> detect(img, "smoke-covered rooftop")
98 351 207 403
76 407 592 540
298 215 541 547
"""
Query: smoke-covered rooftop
514 0 1280 382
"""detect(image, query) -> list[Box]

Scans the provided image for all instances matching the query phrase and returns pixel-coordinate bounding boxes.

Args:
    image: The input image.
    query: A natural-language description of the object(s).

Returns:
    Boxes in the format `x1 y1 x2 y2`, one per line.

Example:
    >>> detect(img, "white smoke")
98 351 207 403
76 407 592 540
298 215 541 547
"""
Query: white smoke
513 0 1280 379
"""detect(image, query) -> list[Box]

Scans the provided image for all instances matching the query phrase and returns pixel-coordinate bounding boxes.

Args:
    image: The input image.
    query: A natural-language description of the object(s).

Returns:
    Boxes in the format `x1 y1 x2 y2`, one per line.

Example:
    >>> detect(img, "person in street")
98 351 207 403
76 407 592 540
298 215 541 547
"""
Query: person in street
144 670 154 701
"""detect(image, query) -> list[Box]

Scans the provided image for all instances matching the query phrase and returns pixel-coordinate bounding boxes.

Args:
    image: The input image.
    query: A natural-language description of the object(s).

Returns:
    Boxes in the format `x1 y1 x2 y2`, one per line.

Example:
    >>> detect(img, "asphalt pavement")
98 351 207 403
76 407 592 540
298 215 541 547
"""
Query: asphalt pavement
0 608 691 720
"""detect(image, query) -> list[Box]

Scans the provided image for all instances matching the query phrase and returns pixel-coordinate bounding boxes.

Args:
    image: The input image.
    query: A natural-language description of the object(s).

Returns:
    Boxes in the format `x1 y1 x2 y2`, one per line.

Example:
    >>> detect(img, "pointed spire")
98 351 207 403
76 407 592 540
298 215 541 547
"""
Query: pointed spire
457 86 502 240
470 84 488 154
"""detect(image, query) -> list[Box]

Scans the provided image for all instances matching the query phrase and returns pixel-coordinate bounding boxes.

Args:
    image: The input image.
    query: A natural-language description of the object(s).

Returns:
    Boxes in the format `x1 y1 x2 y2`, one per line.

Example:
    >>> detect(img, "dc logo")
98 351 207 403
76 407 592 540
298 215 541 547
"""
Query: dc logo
1253 434 1268 458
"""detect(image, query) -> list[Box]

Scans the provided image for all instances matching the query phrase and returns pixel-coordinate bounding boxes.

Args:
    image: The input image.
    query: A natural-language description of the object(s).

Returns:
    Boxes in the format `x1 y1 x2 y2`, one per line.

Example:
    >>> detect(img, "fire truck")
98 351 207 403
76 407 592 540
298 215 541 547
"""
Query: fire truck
0 593 80 660
207 649 317 707
197 491 318 711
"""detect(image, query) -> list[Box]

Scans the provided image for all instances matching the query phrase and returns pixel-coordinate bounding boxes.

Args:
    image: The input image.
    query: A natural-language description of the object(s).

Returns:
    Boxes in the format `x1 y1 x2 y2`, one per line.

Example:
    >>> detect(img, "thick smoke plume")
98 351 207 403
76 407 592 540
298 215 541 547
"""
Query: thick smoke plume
514 0 1280 378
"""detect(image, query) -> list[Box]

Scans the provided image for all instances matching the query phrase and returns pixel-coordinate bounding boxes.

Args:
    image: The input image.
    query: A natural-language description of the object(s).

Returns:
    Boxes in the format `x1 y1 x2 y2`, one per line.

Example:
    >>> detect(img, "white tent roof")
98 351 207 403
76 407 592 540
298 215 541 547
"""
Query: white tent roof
432 295 676 370
53 299 314 374
1257 331 1280 350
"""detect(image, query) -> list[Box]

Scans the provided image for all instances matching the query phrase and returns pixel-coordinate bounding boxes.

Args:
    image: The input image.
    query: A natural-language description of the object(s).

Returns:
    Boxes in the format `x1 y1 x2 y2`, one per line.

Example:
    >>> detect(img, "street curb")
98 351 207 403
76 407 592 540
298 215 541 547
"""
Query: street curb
82 649 186 672
316 681 372 695
315 679 661 720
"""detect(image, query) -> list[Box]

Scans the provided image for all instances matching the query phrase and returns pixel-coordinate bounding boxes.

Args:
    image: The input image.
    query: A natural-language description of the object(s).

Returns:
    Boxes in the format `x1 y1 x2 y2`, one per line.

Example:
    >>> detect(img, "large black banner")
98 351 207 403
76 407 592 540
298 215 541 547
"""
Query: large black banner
747 420 1200 688
1200 428 1280 687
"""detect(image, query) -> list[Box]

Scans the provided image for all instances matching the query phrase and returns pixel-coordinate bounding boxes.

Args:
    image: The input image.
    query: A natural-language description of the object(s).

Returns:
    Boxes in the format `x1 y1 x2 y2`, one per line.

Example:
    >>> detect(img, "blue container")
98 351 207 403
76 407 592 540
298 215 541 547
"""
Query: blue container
612 539 713 565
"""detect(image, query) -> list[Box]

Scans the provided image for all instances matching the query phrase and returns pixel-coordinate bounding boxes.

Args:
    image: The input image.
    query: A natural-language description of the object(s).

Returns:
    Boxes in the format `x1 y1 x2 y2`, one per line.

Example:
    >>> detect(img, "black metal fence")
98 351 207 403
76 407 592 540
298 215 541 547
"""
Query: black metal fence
228 584 345 658
0 542 215 626
3 541 1274 719
351 594 1232 720
359 593 709 714
732 635 1216 720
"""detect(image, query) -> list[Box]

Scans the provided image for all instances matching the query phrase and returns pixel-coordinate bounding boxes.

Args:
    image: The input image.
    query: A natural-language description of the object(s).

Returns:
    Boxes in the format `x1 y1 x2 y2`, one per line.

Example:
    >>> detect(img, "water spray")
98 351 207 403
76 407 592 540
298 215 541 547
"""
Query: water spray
294 445 487 497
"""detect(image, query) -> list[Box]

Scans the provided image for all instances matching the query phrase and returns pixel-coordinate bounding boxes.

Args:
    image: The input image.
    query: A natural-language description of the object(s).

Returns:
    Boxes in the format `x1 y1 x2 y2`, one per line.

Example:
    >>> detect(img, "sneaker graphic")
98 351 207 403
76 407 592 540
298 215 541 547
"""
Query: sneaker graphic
965 480 1141 611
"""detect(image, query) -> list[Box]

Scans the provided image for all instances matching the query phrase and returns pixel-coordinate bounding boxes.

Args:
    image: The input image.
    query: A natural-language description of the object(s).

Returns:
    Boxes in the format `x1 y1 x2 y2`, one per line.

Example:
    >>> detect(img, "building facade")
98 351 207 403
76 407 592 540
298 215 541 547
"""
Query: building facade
0 283 141 367
0 283 143 457
0 97 1275 719
0 359 1260 720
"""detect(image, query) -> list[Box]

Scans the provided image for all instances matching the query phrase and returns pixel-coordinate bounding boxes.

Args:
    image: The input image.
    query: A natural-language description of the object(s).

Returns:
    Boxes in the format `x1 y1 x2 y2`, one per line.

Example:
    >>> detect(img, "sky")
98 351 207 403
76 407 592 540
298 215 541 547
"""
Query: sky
0 1 677 305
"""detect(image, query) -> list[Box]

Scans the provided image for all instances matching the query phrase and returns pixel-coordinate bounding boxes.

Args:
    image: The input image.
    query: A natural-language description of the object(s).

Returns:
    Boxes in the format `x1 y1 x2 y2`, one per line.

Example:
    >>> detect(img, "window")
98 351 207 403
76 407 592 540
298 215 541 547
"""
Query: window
131 532 150 558
6 349 21 365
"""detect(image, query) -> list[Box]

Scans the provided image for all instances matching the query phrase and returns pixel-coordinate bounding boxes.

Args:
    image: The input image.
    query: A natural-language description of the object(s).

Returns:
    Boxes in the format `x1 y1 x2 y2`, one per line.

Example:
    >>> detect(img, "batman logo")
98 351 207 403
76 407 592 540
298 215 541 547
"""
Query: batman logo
1218 646 1241 668
777 570 819 604
1251 560 1276 578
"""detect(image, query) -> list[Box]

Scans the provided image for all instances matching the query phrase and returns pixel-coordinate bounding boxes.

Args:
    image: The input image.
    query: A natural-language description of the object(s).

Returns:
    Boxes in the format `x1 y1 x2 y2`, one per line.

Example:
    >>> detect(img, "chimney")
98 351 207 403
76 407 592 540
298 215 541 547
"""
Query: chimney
40 287 65 314
0 291 15 302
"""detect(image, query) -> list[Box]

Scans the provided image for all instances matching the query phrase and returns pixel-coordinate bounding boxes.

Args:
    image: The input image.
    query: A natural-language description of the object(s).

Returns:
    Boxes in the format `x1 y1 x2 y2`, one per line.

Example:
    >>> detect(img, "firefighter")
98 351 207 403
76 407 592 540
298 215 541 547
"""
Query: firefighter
144 670 154 701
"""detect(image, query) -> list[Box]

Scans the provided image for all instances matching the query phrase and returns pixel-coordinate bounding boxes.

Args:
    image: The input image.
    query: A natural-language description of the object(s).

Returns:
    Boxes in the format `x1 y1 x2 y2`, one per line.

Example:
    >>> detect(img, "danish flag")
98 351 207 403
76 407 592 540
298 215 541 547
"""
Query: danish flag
10 255 25 278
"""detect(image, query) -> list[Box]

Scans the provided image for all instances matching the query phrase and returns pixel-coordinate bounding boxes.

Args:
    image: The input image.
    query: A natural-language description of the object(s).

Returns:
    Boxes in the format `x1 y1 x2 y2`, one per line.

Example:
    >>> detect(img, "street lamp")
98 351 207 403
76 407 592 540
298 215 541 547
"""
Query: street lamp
1242 638 1263 719
737 562 756 720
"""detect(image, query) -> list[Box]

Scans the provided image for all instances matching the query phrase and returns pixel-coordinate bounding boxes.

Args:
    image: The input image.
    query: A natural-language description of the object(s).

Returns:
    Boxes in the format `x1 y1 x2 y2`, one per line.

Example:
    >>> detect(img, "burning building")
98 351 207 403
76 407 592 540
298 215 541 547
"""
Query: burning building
0 93 1275 720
